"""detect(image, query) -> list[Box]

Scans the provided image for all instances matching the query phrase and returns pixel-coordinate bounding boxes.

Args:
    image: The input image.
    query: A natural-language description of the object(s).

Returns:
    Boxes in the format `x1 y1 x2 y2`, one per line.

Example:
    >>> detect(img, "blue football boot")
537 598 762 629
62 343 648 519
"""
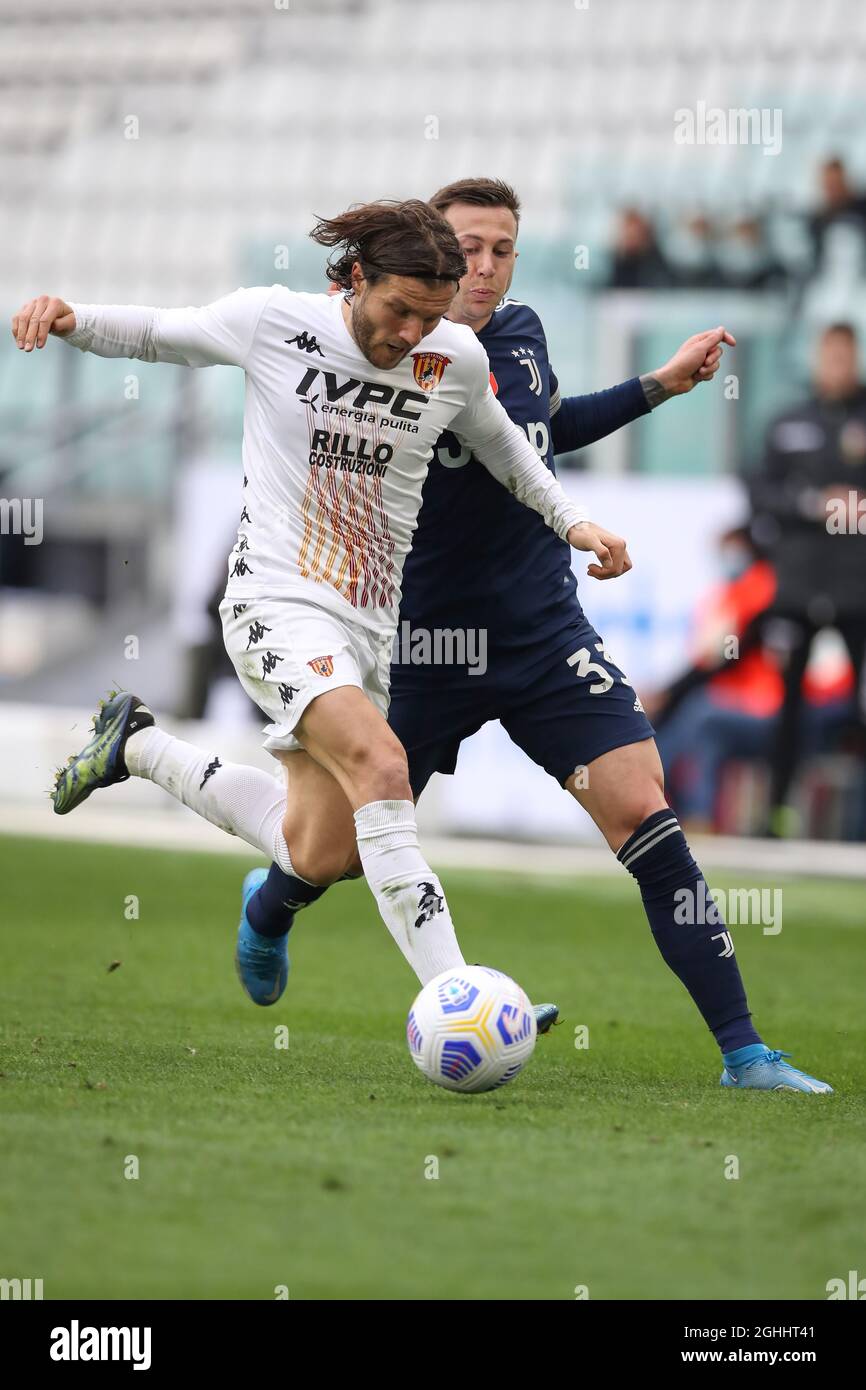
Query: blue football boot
235 868 290 1006
721 1044 834 1093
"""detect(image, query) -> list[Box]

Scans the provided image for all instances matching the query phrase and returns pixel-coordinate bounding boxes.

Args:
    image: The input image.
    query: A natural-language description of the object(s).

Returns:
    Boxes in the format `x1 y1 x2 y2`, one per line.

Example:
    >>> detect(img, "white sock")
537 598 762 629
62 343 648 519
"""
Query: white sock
125 727 292 871
354 799 465 985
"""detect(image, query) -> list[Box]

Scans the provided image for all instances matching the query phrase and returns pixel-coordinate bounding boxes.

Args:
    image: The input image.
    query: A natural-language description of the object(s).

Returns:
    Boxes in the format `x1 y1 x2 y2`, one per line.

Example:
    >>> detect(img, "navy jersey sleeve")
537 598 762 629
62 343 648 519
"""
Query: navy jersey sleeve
549 367 650 455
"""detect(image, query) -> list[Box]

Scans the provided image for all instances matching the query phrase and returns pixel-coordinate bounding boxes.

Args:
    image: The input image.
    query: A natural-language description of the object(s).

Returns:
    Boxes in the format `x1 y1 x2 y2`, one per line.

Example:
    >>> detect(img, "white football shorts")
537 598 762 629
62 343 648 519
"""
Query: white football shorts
219 594 393 755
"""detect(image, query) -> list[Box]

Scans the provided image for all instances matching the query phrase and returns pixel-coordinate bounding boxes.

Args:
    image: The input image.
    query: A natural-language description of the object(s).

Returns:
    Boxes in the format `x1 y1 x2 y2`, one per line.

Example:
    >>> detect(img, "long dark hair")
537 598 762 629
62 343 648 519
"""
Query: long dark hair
310 199 467 290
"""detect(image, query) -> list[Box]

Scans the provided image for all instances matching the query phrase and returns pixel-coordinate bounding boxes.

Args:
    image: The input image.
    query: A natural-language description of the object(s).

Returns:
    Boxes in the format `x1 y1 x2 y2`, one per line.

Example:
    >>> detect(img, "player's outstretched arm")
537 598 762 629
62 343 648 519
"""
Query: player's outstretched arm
549 326 736 457
11 286 275 369
644 325 736 401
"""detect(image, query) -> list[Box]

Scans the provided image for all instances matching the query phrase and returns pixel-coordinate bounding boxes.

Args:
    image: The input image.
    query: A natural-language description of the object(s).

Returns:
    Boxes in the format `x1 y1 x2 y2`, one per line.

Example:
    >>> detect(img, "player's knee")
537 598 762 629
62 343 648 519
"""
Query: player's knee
344 738 411 804
289 839 355 887
370 756 413 802
284 820 357 887
615 777 668 845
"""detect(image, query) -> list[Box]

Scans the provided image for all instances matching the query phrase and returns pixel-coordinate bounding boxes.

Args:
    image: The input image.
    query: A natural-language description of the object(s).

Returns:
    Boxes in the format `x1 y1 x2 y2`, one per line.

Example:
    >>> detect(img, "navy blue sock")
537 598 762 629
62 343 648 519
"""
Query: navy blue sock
246 863 329 938
617 809 763 1055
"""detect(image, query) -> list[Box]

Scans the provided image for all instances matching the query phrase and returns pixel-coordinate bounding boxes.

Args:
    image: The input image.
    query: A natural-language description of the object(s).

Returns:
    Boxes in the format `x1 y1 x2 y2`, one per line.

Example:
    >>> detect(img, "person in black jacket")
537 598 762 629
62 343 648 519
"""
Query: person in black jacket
749 322 866 833
810 158 866 273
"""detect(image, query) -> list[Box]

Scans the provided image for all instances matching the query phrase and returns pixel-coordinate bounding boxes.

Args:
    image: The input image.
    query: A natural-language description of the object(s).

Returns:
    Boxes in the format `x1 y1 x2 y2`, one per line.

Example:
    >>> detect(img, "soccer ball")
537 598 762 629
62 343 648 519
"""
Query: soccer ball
406 966 537 1093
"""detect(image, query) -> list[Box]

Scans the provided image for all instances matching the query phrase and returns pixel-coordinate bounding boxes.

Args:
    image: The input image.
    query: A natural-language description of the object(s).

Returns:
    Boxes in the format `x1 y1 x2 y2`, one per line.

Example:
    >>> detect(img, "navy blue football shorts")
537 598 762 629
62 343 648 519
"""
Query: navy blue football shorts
388 615 655 799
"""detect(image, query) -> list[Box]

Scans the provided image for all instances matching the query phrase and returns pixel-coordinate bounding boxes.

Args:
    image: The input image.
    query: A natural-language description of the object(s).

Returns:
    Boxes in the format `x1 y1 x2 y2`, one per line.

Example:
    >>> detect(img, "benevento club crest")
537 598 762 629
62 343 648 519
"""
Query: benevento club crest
411 351 451 392
307 655 334 677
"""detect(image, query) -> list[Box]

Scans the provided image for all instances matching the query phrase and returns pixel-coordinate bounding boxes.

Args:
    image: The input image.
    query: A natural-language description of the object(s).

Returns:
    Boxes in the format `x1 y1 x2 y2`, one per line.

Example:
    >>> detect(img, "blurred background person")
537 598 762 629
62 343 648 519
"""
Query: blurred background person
716 215 786 292
665 211 722 290
651 527 855 832
608 208 673 289
749 322 866 833
810 157 866 273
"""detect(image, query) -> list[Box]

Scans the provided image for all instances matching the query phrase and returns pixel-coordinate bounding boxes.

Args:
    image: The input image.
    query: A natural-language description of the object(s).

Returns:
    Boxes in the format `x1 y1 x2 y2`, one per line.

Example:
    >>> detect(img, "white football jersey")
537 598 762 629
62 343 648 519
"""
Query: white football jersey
66 286 587 634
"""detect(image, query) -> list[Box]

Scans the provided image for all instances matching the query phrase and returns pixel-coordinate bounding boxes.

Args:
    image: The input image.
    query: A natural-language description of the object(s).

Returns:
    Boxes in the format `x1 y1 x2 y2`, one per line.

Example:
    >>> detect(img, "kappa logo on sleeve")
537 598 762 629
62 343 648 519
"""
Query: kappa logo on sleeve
307 655 335 677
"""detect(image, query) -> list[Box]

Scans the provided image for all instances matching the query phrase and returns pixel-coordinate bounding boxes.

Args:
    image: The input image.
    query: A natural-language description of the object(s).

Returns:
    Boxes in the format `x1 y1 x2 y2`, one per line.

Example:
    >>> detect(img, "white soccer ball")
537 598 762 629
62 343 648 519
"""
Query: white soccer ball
406 965 537 1093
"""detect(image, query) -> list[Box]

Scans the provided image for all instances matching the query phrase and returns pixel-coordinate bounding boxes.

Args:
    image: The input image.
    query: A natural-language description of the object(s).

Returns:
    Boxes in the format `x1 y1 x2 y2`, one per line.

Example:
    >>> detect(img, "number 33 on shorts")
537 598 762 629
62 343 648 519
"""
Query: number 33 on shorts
566 641 635 697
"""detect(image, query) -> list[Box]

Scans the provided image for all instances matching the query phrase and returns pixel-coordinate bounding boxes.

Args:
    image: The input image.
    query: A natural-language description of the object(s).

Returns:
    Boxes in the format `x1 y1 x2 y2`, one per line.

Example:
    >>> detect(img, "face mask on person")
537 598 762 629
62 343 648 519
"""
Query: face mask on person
718 545 752 581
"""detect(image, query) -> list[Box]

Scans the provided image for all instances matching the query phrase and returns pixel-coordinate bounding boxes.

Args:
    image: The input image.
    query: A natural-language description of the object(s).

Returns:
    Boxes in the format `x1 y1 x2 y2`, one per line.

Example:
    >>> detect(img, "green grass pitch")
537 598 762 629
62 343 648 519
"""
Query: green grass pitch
0 832 863 1301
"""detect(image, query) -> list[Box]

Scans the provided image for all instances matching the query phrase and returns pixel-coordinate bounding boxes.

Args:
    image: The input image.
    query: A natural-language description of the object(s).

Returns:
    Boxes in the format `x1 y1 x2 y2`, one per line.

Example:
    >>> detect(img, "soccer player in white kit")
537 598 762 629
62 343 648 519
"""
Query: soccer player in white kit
16 200 630 1002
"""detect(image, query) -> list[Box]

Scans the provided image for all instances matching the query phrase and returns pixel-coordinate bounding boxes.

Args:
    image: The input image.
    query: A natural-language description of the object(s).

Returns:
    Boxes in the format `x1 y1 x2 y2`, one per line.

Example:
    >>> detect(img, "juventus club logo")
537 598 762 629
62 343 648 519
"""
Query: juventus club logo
512 346 543 395
711 930 735 959
246 620 272 649
414 880 444 929
261 651 283 676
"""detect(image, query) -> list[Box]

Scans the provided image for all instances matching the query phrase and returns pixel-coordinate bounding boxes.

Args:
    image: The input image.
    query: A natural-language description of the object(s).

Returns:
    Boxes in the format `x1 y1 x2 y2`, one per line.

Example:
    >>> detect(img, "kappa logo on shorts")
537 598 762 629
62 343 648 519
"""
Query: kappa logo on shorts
261 651 283 676
307 655 334 677
246 620 272 649
411 351 451 393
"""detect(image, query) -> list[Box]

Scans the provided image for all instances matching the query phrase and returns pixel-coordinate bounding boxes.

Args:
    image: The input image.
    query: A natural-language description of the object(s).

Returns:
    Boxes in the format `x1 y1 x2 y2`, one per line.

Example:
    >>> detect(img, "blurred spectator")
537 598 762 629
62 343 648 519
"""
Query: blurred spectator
810 157 866 270
665 211 722 289
617 209 787 292
651 528 855 830
749 322 866 832
609 208 672 289
716 216 786 291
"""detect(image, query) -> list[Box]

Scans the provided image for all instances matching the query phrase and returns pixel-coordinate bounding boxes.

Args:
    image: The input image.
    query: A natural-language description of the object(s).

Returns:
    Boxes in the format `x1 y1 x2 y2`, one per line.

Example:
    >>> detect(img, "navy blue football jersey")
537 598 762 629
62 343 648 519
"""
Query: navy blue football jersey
397 299 580 658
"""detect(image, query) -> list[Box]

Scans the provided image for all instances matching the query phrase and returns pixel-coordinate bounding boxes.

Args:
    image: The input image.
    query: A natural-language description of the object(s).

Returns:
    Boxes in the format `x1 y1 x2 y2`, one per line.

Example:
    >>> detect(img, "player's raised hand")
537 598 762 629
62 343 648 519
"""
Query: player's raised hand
567 521 632 580
652 326 736 396
12 296 76 351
